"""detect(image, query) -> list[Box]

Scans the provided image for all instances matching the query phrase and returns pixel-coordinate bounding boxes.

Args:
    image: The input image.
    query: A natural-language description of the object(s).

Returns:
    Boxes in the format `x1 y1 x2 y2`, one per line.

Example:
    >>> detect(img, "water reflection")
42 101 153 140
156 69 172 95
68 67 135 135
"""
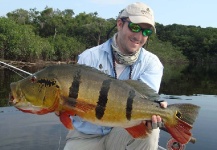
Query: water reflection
159 94 217 150
0 63 217 150
0 65 45 107
0 107 68 150
0 95 216 150
1 63 217 106
160 63 217 95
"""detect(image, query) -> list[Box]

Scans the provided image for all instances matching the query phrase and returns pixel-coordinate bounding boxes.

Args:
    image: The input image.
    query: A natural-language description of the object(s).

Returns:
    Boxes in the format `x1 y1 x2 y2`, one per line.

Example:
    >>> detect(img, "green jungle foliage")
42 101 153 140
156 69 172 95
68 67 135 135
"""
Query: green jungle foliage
0 7 216 63
156 23 217 63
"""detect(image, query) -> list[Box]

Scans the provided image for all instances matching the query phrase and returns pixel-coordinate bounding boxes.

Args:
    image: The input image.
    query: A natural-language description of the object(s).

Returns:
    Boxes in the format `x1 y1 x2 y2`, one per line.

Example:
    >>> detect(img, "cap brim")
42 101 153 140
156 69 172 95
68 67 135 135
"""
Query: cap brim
129 16 156 33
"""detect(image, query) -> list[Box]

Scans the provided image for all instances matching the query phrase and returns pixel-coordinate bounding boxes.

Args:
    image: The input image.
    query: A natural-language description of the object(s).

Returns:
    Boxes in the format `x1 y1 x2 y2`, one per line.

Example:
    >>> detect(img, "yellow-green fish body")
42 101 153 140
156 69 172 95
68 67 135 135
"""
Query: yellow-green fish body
10 64 200 144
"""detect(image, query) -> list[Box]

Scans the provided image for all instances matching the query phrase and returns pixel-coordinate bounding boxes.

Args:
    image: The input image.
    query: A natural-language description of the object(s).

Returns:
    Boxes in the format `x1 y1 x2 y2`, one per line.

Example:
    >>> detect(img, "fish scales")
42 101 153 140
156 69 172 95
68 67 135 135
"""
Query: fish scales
10 64 200 145
61 65 146 123
75 77 150 125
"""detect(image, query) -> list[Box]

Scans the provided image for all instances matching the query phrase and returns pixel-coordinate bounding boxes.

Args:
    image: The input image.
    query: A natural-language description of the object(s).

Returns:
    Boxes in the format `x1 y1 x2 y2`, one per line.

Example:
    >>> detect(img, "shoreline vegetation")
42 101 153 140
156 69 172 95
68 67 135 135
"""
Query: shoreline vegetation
0 7 217 65
0 59 76 69
0 58 189 71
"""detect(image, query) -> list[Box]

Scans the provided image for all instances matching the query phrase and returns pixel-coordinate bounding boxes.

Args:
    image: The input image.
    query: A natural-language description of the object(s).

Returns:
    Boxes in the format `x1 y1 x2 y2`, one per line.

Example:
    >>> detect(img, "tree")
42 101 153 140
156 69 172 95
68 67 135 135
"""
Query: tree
7 9 30 25
0 17 54 61
50 34 85 61
156 23 217 63
71 12 115 47
2 7 217 63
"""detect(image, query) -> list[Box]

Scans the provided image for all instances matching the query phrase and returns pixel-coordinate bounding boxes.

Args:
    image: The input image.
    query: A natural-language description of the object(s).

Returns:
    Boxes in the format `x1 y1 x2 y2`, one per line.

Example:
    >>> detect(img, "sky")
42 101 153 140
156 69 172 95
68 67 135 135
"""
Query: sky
0 0 216 28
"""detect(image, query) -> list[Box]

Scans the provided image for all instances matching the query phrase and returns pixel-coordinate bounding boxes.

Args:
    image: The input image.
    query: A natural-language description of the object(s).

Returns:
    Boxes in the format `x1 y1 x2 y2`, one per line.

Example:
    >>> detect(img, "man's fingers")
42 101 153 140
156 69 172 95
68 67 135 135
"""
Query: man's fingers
156 115 161 122
152 122 158 129
160 101 167 108
144 121 152 130
55 111 60 116
146 121 152 130
152 115 163 129
157 115 163 127
151 115 157 129
144 115 164 129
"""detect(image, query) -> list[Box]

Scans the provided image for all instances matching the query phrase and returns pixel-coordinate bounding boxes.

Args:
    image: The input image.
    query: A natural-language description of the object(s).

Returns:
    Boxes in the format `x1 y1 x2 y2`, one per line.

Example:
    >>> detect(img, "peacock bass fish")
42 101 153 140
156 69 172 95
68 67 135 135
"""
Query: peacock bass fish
10 64 200 144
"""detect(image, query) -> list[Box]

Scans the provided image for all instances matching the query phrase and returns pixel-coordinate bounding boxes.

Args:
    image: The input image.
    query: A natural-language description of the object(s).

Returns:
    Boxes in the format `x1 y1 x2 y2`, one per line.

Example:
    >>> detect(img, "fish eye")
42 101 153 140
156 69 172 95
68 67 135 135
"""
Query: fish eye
30 76 37 83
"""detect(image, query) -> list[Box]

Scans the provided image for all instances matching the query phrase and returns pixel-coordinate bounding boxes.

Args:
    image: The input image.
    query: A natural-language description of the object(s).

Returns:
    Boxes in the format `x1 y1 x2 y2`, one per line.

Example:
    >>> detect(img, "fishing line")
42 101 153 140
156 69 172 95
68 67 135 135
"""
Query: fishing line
57 124 62 150
0 61 33 78
4 67 27 79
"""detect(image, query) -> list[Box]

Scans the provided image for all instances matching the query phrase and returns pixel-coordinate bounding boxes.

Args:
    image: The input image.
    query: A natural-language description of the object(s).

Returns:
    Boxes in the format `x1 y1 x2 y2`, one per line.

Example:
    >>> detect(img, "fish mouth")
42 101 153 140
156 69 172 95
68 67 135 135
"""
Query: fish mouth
9 92 23 106
9 82 59 115
10 82 19 104
16 105 48 115
10 82 26 105
9 82 46 114
10 94 49 115
9 91 45 114
10 82 57 115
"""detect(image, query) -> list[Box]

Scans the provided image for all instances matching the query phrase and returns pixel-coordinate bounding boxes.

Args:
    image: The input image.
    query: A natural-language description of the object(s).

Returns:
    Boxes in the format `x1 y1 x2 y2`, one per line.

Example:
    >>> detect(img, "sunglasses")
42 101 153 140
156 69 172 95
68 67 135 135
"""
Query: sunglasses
121 18 153 37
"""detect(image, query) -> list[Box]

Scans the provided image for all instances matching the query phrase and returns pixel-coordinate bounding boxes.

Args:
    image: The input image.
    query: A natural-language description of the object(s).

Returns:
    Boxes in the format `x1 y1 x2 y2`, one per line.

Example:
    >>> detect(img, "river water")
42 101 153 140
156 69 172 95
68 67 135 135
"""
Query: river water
0 63 217 150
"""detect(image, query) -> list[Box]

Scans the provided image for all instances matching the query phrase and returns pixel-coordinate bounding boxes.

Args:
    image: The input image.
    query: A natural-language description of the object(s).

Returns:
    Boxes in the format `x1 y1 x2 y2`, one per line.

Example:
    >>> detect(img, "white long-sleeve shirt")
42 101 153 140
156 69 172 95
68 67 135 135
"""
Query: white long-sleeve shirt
72 38 164 135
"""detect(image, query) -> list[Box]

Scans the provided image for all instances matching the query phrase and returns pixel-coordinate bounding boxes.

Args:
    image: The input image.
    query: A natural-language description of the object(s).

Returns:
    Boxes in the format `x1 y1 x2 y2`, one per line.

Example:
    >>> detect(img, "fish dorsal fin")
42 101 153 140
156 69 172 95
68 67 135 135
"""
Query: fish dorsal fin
124 80 159 101
73 64 116 79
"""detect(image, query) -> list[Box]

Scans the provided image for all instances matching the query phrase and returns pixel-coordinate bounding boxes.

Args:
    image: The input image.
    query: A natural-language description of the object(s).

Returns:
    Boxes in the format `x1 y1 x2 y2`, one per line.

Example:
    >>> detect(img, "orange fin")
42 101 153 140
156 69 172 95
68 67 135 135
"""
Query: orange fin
165 118 192 144
59 111 74 130
76 98 96 112
65 97 96 113
125 122 150 138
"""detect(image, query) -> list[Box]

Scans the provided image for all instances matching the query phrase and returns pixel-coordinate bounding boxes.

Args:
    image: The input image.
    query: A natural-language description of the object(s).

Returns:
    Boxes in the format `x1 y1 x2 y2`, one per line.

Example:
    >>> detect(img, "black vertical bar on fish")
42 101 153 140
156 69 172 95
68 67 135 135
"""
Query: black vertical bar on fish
68 70 81 106
95 79 112 119
126 89 136 121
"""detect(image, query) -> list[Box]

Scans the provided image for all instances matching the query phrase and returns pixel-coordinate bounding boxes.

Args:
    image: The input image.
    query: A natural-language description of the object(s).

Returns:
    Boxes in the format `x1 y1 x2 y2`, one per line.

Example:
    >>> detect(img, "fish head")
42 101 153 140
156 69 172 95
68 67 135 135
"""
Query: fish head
10 68 61 115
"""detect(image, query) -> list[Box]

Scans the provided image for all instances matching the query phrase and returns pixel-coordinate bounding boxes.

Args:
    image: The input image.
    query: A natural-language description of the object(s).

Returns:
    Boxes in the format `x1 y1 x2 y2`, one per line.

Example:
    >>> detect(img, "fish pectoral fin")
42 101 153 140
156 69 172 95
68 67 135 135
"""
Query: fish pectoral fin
76 99 97 112
59 111 74 130
65 97 96 113
165 118 192 144
125 122 150 139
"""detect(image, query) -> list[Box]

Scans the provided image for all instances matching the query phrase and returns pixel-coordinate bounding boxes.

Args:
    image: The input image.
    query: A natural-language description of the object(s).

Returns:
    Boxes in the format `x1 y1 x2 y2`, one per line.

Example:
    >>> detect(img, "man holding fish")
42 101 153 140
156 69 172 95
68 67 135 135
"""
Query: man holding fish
10 1 199 149
64 2 167 150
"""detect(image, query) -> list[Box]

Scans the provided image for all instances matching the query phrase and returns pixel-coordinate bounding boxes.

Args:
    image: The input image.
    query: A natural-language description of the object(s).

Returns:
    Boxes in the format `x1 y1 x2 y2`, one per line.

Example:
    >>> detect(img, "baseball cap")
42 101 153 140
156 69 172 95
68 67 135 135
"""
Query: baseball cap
118 2 156 33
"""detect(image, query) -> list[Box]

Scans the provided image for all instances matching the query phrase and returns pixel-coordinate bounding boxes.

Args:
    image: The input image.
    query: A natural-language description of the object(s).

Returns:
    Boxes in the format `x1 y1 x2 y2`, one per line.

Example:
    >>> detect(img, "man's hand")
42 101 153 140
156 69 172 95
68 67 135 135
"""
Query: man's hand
143 115 162 130
160 101 167 108
143 101 167 129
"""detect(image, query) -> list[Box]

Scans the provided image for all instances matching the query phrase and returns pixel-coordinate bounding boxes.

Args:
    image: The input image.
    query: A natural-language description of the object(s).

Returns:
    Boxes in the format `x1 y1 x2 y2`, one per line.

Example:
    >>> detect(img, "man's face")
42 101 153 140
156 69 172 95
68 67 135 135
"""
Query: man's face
116 18 152 54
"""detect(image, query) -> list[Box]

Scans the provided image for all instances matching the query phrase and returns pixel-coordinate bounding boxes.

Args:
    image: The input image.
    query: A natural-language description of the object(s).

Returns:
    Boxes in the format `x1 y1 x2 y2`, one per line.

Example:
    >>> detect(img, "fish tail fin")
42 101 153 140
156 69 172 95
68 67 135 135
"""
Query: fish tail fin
165 103 200 144
164 117 192 144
